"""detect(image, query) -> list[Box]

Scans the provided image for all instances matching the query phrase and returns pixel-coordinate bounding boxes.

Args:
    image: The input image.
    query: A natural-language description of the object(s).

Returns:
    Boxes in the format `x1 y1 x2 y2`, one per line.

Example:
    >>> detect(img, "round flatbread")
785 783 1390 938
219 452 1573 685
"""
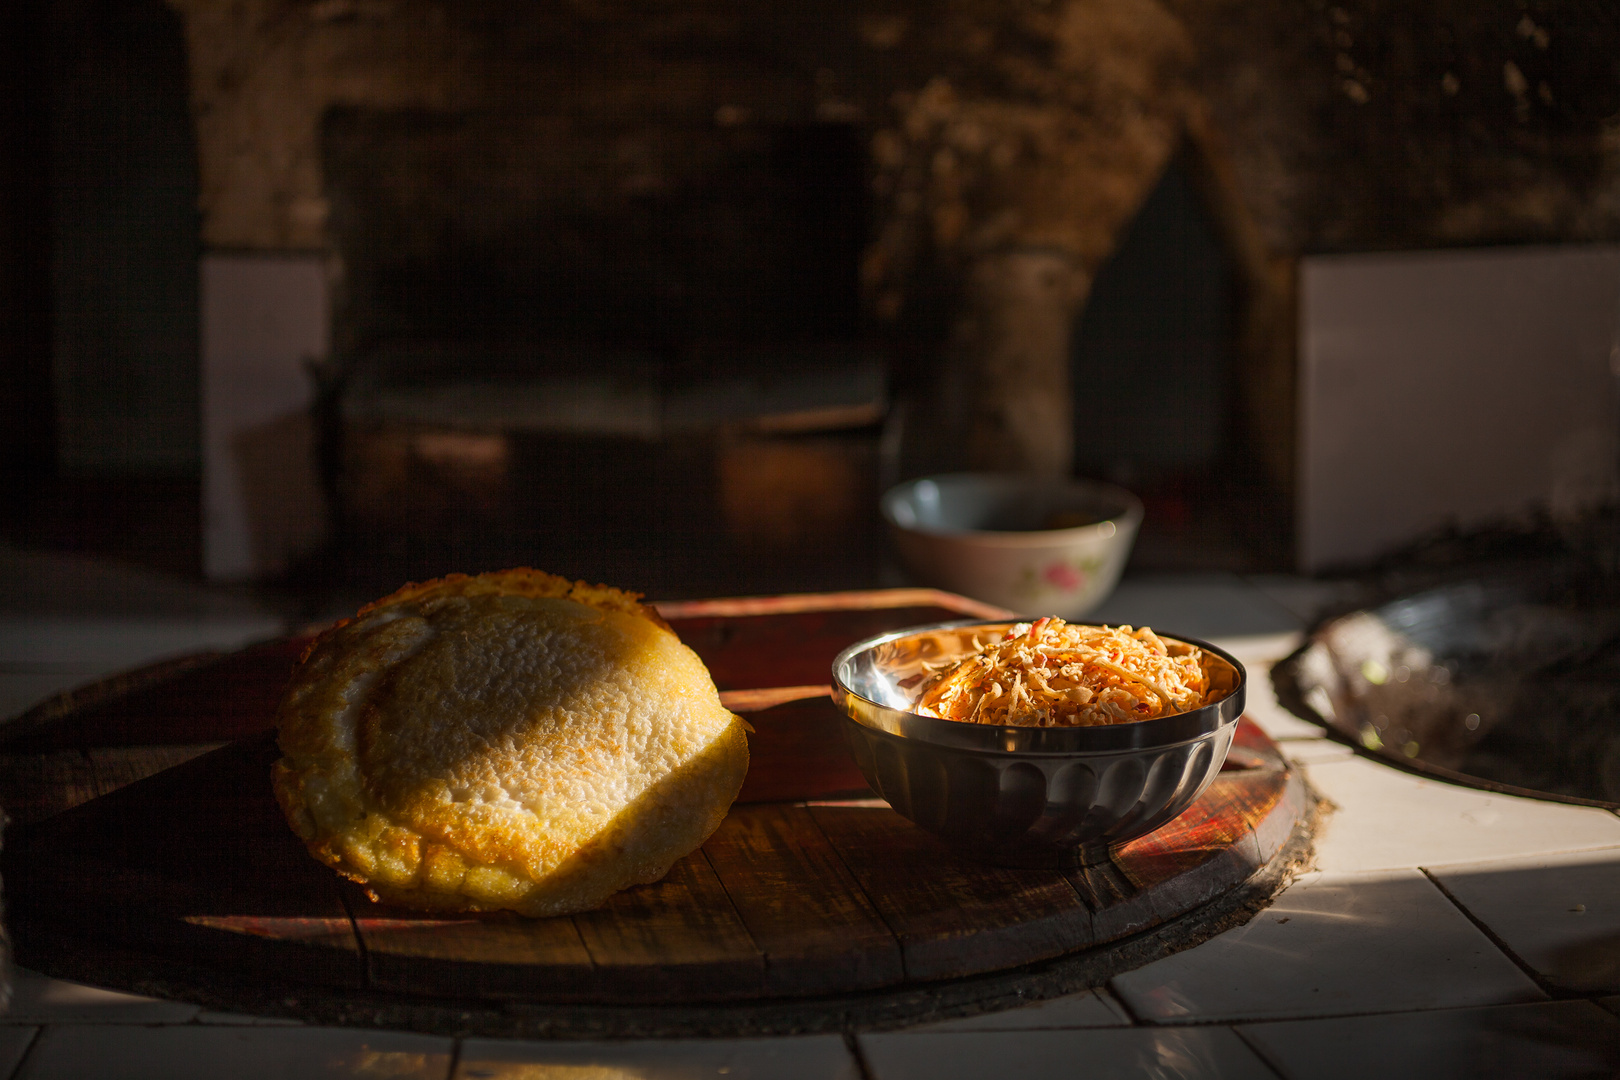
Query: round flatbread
272 569 749 916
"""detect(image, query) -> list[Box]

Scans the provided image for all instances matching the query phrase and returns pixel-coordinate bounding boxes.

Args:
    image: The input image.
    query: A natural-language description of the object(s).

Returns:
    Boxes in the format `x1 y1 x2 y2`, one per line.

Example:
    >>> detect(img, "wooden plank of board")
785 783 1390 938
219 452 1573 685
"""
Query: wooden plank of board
702 803 902 996
349 886 598 1001
0 749 116 826
0 605 1318 1011
5 733 366 989
570 850 766 1002
808 803 1093 982
1252 767 1308 862
0 744 227 829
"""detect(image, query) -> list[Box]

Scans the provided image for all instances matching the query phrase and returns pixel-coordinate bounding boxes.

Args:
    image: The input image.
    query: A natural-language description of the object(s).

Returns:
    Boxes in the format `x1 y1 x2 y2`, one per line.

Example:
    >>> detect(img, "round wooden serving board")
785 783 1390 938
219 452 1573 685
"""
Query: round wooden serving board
2 590 1310 1016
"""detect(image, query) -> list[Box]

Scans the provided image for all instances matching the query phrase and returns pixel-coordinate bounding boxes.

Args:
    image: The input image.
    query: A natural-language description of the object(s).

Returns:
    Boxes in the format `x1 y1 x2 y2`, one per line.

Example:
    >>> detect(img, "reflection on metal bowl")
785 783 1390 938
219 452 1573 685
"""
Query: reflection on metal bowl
831 620 1247 868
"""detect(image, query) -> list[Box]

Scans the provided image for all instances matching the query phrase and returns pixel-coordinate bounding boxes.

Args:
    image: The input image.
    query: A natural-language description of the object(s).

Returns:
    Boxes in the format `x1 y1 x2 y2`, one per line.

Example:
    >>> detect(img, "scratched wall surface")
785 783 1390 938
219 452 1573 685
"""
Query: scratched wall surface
165 1 1620 254
161 0 1620 484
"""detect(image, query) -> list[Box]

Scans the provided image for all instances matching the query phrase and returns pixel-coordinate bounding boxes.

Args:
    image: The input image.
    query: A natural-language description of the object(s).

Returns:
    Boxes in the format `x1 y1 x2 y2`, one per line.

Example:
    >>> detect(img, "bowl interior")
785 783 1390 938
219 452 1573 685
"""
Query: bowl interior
883 473 1138 536
834 620 1245 754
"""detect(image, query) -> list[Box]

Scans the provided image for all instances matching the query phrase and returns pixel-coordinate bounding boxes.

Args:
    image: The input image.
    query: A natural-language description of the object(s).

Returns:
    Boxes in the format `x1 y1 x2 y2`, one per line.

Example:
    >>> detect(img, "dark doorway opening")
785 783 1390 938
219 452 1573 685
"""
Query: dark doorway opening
1071 155 1271 571
2 0 203 577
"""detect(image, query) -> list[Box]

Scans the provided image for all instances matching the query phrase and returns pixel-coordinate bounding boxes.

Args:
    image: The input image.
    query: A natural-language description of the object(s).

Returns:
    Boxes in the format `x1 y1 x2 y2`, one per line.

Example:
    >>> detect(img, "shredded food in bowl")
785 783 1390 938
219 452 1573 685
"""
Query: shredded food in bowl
910 618 1211 727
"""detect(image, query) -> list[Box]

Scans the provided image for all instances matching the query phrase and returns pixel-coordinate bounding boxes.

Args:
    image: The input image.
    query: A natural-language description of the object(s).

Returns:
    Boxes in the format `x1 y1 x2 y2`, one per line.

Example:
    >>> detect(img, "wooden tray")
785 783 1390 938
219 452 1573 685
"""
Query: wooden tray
3 589 1307 1007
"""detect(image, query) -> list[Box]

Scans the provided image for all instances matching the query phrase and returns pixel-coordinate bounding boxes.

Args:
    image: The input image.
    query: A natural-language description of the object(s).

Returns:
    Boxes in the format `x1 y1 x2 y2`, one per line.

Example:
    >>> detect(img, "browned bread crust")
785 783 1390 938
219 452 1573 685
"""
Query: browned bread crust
273 569 747 916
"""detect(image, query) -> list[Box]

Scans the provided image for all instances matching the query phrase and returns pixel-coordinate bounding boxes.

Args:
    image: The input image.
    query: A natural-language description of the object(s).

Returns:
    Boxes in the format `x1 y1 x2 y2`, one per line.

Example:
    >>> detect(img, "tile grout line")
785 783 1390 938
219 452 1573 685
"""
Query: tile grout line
1092 985 1138 1027
2 1026 41 1080
1227 1023 1292 1080
1417 867 1563 1000
844 1029 877 1080
1102 978 1147 1026
1418 841 1620 867
1111 997 1604 1029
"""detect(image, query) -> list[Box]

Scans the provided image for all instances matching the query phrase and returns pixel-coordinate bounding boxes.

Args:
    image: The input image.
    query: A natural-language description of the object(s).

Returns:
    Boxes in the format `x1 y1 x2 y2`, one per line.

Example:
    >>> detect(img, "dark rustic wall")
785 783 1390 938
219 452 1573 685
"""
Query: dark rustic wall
1071 160 1233 481
1167 0 1620 488
1173 0 1620 254
162 0 1620 487
0 5 56 503
321 111 865 367
53 0 200 479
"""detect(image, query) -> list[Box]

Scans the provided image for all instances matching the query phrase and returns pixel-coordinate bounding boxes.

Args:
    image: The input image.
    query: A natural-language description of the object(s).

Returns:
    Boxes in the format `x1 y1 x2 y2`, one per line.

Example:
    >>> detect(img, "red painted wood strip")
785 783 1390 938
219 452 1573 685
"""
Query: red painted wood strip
735 694 873 804
0 589 998 751
666 604 1001 691
719 685 830 712
654 589 1012 620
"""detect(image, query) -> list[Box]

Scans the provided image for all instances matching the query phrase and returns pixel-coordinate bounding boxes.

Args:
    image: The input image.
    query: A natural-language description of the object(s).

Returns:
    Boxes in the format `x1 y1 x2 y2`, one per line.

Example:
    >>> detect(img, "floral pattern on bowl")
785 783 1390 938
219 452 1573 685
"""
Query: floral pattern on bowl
1016 555 1104 602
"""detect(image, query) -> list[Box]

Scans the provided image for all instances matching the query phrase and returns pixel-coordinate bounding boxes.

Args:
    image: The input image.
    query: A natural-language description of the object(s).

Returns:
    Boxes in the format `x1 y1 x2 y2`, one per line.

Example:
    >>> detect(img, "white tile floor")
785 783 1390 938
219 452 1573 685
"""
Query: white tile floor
1111 869 1546 1023
1427 847 1620 994
0 968 199 1025
905 988 1131 1031
859 1027 1278 1080
1276 738 1356 766
2 562 1617 1078
1237 1000 1620 1080
14 1025 453 1080
1090 574 1309 641
1305 755 1620 875
456 1035 860 1079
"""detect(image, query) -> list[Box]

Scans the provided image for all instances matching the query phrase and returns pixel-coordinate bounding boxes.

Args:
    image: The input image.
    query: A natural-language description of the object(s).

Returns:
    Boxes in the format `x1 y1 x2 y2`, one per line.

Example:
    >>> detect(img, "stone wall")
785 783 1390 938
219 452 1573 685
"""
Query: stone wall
165 0 1620 486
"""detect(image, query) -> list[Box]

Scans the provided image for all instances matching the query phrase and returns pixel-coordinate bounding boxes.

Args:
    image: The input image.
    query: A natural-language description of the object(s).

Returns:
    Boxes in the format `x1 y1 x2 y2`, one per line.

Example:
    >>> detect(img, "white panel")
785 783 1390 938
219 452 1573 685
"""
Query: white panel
201 253 329 581
1298 245 1620 571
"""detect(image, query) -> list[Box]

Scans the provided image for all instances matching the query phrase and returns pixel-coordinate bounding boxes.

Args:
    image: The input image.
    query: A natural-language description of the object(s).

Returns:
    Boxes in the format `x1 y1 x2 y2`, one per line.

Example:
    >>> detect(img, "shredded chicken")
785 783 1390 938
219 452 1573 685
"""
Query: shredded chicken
911 618 1211 727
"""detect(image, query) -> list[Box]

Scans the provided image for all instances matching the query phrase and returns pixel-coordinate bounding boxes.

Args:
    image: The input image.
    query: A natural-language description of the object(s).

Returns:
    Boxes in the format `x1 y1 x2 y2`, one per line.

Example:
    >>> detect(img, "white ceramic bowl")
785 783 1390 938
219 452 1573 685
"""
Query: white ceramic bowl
881 473 1143 618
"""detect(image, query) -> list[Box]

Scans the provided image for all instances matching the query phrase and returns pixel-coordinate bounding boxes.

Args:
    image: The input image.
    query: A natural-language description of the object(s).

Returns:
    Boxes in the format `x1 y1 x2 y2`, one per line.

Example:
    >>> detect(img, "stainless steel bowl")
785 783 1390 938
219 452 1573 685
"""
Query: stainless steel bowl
832 621 1247 867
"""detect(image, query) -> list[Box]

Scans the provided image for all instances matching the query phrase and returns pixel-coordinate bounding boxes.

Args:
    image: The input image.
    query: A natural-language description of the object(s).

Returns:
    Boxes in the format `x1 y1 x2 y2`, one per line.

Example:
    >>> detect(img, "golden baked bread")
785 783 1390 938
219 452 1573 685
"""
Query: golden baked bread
272 569 749 916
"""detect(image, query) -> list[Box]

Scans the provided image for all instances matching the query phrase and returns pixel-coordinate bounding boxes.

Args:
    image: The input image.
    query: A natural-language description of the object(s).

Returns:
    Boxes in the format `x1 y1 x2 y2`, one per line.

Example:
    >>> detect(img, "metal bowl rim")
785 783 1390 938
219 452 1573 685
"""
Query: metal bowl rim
832 619 1247 755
